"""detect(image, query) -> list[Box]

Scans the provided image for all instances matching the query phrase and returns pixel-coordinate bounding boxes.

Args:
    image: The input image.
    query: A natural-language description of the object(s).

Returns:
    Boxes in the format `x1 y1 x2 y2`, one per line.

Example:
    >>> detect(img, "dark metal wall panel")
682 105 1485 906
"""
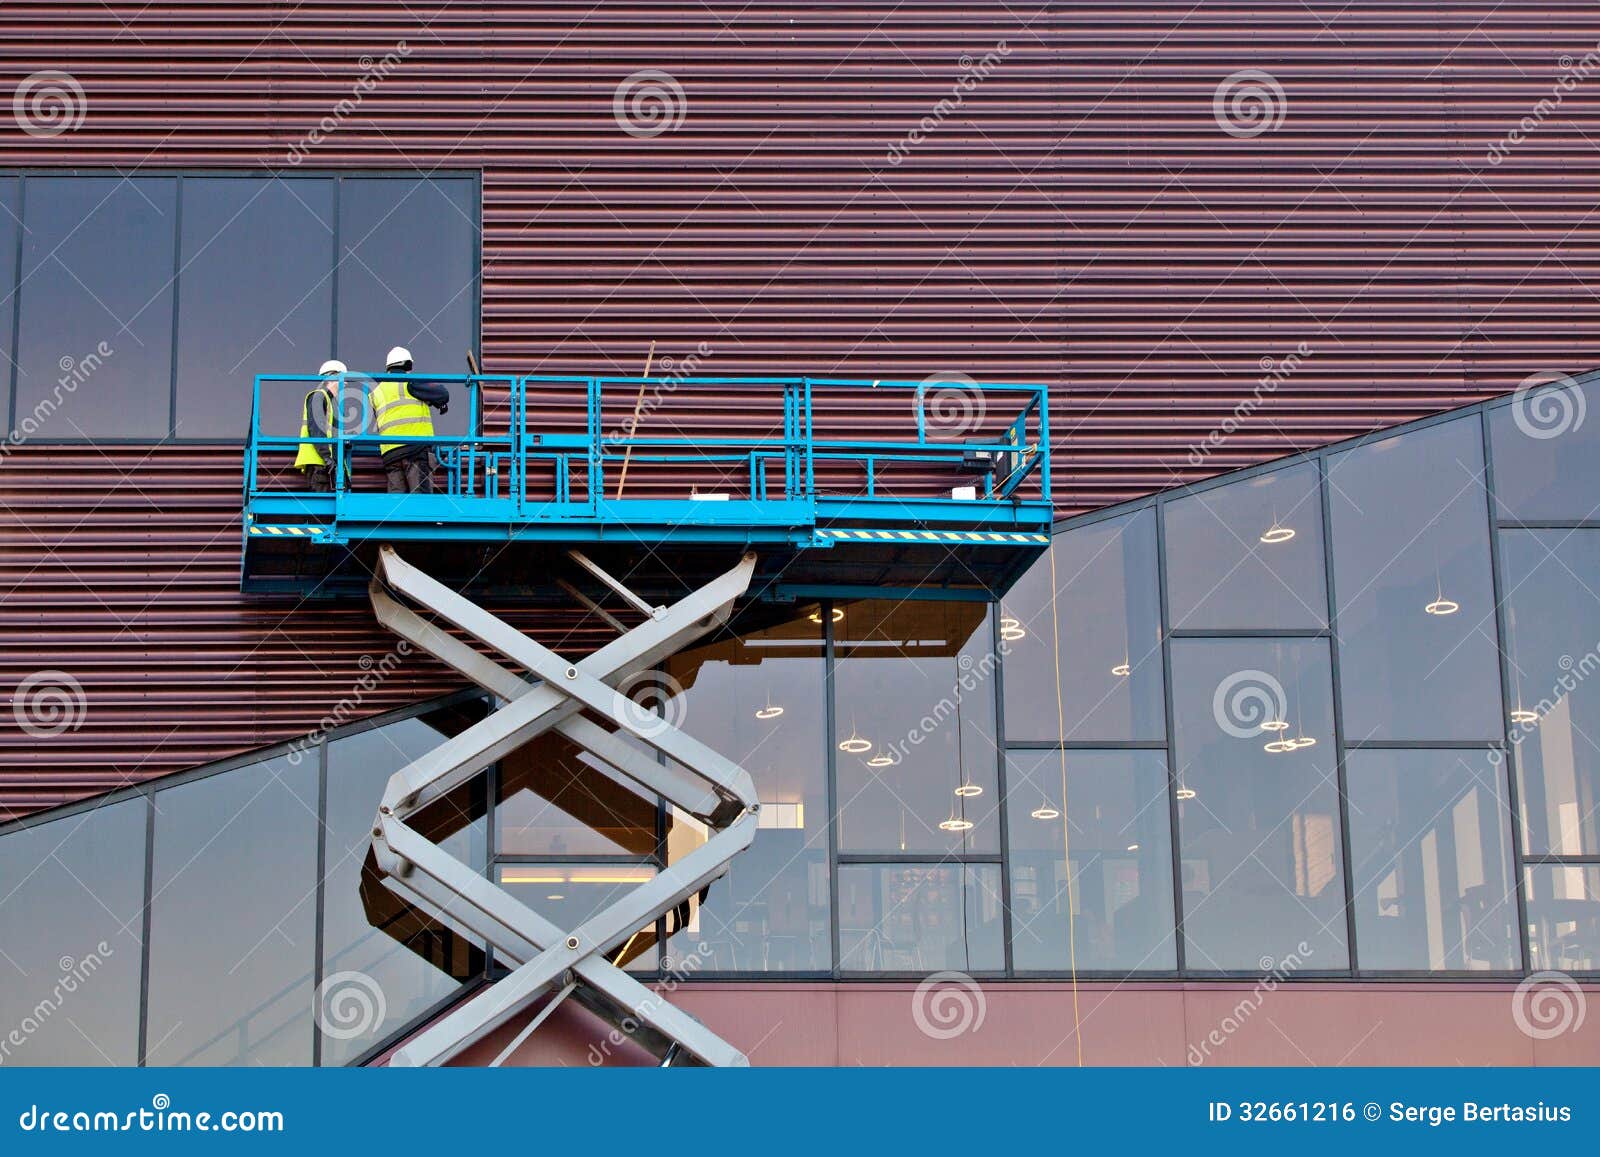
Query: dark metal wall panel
1 2 1596 813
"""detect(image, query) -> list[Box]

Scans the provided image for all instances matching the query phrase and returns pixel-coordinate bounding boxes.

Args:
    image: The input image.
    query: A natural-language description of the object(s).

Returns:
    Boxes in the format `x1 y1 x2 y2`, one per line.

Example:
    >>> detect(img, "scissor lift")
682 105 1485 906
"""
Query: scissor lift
241 372 1051 1066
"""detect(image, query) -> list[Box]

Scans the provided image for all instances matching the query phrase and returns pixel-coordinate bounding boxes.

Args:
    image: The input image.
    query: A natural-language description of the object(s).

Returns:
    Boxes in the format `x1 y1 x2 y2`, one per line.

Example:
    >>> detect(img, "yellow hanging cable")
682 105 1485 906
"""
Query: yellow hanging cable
1048 542 1084 1066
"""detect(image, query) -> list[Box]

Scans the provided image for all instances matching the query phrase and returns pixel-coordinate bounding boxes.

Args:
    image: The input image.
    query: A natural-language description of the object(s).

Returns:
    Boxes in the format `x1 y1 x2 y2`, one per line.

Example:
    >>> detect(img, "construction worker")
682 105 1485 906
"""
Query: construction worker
295 359 349 492
370 346 449 494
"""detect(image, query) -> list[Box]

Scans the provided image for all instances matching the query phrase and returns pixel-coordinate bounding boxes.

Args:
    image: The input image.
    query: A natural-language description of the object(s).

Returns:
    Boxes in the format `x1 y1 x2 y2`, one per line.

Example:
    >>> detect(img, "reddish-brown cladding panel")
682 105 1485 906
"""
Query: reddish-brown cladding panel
1 1 1598 814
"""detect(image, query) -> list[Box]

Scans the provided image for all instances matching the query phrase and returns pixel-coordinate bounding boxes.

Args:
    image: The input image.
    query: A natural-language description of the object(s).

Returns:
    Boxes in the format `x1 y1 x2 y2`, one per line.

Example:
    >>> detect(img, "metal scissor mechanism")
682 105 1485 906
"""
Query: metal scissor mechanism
366 544 760 1067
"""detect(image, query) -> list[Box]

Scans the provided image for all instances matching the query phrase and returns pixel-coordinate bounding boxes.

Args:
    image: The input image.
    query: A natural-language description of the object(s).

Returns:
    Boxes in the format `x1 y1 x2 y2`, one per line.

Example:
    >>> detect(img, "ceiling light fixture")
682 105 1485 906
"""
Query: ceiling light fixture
809 607 845 624
1260 524 1296 545
838 717 872 754
939 816 975 833
1264 738 1297 754
1425 597 1460 616
1125 843 1140 852
1510 707 1539 725
866 750 897 768
1176 787 1197 801
1288 735 1317 750
1111 662 1131 677
1260 719 1290 733
755 694 785 721
1031 803 1061 820
954 782 984 798
999 616 1026 642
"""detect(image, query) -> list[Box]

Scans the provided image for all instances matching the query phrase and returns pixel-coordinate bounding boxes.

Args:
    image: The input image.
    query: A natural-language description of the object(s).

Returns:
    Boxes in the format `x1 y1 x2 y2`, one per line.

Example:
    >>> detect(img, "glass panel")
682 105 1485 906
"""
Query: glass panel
1346 750 1518 972
1501 529 1600 857
176 176 336 438
321 708 488 1066
661 613 830 972
146 754 319 1066
498 731 659 858
16 176 177 437
1327 417 1502 741
1000 509 1163 741
0 798 146 1066
0 177 17 427
1164 462 1328 630
834 602 999 854
1170 638 1348 970
1005 750 1176 971
1525 864 1600 973
1489 378 1600 521
336 176 476 438
498 864 657 971
837 863 1004 973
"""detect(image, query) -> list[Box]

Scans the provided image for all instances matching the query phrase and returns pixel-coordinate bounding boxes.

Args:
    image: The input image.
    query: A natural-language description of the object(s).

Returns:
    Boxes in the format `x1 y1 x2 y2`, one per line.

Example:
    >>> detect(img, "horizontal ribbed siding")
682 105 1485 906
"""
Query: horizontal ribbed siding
2 1 1596 813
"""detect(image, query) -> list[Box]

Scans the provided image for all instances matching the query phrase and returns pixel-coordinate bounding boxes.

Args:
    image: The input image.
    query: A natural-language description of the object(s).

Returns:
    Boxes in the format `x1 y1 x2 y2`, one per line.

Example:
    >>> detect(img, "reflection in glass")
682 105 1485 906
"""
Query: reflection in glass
1170 639 1348 970
1526 864 1600 973
321 710 488 1065
1327 418 1502 740
1005 751 1176 971
16 177 177 437
498 730 659 858
1001 510 1163 741
498 864 658 971
838 864 1004 972
0 798 146 1065
1346 750 1518 971
834 602 999 854
177 177 336 438
146 756 319 1066
661 613 829 971
1164 462 1327 630
1501 530 1600 857
1489 379 1600 521
0 178 16 424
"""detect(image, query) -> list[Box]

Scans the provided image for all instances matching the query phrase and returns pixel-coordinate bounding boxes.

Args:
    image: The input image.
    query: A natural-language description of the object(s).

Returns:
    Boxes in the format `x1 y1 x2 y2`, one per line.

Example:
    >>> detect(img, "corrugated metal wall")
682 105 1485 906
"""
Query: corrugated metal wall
2 2 1597 815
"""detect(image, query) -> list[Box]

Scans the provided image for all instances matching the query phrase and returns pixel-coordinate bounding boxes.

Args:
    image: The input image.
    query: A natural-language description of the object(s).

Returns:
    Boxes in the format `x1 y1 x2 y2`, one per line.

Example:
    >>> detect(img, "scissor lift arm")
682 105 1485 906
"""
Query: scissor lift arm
368 544 760 1066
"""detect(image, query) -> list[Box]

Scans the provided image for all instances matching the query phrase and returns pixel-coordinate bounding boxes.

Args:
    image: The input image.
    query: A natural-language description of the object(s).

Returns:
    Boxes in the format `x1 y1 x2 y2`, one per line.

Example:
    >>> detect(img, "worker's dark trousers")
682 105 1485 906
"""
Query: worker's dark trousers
303 464 337 492
383 449 433 494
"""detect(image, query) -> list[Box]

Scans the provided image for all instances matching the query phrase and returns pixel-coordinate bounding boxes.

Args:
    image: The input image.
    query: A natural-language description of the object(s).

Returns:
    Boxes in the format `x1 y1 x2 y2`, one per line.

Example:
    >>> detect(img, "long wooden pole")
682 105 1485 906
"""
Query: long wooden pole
614 339 656 498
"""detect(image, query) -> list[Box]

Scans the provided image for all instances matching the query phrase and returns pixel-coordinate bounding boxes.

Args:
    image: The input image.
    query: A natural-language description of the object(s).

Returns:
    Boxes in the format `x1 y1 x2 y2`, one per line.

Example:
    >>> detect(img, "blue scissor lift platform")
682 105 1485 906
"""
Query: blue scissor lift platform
240 373 1052 606
239 371 1050 1067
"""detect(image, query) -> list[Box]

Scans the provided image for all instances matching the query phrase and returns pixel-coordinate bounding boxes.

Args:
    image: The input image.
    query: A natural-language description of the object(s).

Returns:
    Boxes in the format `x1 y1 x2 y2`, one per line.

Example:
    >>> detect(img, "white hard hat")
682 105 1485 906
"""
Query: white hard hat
318 359 347 377
385 346 413 370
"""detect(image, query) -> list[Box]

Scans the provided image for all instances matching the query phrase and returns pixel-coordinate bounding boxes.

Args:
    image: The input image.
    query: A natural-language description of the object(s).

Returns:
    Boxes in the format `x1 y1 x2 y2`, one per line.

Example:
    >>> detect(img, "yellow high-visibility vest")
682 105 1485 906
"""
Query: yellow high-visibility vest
371 379 434 455
295 390 328 468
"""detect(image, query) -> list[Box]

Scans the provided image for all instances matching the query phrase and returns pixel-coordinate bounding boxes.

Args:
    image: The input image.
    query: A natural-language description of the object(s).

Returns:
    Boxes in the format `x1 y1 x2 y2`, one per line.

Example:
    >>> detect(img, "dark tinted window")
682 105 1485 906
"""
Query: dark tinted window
1501 530 1600 857
0 177 17 428
1164 462 1327 630
1327 418 1502 741
1525 864 1600 973
838 863 1004 972
662 614 830 972
322 716 487 1066
1346 750 1518 972
1006 750 1176 971
1001 510 1163 741
176 177 335 438
16 177 177 437
336 177 476 437
1170 638 1348 970
0 798 146 1065
834 602 999 854
145 754 319 1066
1489 378 1600 521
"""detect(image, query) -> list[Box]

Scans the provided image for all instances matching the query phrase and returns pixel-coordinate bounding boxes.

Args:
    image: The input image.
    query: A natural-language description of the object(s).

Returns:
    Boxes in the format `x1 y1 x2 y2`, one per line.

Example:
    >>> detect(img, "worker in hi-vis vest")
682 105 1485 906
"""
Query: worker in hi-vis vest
294 359 350 492
370 346 449 494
